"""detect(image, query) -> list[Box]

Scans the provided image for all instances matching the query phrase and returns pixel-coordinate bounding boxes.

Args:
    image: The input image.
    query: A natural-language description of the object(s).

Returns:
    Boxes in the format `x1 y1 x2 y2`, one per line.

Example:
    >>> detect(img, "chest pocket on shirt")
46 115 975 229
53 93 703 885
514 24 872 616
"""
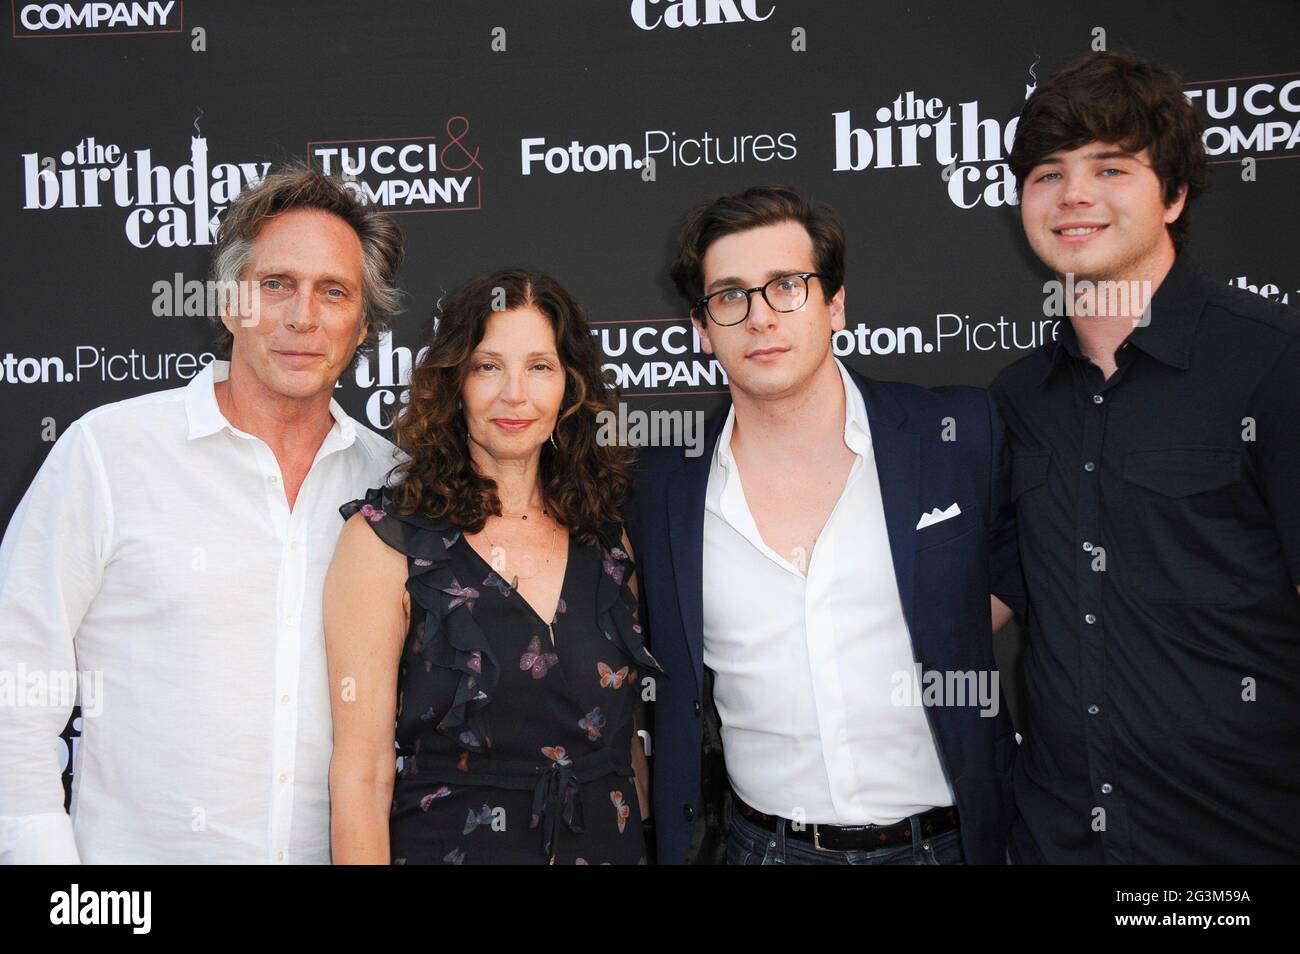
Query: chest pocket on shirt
1122 448 1241 497
1117 447 1246 604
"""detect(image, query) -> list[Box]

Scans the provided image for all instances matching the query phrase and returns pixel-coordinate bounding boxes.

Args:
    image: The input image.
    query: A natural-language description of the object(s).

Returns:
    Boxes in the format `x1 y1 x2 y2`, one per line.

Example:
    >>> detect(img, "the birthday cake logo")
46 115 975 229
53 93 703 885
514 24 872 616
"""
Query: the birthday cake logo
19 113 270 249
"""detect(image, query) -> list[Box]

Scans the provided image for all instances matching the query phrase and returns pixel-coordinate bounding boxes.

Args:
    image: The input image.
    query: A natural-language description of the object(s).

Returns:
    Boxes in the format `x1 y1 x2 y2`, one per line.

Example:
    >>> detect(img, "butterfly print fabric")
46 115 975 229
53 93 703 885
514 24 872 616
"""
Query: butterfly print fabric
340 486 662 865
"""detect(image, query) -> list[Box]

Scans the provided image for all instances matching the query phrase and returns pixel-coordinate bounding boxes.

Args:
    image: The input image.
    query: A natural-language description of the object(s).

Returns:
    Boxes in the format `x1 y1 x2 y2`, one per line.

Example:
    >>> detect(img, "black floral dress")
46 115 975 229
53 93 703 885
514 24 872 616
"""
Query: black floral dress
339 486 661 865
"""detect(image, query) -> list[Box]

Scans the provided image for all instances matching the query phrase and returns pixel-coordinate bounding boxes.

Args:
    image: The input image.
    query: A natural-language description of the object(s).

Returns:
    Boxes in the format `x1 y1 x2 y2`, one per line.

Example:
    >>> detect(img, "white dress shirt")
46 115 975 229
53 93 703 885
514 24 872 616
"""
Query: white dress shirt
702 358 954 826
0 359 399 863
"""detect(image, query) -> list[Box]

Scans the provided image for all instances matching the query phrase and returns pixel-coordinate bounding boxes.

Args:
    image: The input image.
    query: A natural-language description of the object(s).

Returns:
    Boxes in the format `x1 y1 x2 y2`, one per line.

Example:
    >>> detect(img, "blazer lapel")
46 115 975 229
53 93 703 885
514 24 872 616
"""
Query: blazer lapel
852 371 921 636
666 406 728 696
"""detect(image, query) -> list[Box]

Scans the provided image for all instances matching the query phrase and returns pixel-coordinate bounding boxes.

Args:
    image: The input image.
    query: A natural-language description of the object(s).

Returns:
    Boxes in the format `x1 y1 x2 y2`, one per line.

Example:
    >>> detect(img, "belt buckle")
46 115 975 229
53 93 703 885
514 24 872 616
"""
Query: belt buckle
812 824 833 853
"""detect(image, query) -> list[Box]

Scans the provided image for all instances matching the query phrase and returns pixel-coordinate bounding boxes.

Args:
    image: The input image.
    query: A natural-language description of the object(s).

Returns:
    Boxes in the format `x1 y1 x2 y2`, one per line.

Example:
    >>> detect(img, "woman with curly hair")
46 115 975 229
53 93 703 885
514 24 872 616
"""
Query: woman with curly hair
324 269 659 865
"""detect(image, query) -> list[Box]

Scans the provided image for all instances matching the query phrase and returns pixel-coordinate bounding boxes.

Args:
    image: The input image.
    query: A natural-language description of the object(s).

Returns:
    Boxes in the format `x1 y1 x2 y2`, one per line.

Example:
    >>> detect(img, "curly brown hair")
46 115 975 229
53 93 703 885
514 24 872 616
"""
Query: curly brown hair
389 269 630 542
1009 51 1207 252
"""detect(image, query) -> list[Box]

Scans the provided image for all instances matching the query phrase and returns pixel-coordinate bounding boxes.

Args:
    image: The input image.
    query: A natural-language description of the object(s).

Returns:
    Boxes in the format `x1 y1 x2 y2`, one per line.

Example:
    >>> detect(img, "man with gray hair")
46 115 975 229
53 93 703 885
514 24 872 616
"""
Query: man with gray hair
0 165 405 863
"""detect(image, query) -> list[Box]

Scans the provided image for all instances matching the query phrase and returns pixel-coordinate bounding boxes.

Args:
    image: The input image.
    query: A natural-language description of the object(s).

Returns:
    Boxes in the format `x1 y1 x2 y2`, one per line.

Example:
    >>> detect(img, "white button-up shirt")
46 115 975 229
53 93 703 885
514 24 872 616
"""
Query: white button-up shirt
0 359 399 863
702 358 954 826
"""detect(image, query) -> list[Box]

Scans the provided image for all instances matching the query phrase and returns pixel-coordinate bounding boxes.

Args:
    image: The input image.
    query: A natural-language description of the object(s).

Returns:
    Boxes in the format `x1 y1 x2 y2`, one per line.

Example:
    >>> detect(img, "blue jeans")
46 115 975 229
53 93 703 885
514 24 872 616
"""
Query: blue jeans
725 801 966 865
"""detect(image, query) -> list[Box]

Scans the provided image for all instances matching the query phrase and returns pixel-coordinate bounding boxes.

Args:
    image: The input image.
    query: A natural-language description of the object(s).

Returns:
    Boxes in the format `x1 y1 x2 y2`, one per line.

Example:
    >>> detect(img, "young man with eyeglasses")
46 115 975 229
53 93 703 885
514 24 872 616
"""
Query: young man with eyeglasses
625 185 1023 865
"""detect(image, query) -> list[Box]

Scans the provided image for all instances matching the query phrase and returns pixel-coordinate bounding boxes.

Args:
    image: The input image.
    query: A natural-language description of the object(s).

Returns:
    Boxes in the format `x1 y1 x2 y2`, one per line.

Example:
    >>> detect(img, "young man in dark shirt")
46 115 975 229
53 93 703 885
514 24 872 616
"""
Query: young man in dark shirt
993 51 1300 863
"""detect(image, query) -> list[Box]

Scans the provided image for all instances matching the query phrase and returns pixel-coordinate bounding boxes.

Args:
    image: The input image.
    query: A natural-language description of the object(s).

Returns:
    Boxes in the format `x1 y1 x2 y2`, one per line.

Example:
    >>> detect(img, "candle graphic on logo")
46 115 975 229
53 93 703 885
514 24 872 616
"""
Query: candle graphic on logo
190 107 211 243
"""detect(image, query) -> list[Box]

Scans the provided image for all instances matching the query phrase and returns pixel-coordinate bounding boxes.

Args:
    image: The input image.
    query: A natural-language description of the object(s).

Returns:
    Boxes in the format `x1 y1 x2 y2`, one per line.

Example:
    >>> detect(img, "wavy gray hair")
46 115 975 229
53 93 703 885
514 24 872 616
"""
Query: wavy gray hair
208 162 405 366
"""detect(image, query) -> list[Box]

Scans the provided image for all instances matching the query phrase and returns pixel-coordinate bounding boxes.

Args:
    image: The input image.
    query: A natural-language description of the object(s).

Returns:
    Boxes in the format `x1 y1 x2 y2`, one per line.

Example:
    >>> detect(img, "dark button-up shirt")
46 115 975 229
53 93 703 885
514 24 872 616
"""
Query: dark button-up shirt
991 253 1300 863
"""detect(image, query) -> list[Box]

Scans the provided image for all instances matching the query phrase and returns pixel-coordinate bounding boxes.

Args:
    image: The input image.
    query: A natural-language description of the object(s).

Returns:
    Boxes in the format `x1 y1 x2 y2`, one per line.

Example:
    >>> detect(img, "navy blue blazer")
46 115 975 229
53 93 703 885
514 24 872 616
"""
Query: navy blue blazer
625 366 1022 864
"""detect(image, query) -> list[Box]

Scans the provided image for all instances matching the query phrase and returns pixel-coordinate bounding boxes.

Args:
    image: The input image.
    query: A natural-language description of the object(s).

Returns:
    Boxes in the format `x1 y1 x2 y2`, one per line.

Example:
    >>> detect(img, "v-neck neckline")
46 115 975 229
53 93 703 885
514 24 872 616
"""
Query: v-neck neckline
459 531 574 632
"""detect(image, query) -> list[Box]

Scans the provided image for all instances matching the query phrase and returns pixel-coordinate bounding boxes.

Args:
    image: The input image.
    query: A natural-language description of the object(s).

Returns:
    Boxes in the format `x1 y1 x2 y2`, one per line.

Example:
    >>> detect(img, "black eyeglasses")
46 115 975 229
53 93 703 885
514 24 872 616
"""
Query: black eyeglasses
693 272 827 327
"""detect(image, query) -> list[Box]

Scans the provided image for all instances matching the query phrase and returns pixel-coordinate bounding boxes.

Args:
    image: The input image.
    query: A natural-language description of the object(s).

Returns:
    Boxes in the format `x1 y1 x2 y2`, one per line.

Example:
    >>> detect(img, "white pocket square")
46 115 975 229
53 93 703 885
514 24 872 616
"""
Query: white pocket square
916 502 961 530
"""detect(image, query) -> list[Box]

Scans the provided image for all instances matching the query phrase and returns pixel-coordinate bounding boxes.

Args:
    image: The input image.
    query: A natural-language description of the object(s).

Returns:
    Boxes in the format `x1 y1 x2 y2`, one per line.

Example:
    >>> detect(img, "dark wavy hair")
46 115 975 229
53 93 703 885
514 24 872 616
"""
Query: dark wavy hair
1009 51 1207 251
670 184 846 313
389 269 629 542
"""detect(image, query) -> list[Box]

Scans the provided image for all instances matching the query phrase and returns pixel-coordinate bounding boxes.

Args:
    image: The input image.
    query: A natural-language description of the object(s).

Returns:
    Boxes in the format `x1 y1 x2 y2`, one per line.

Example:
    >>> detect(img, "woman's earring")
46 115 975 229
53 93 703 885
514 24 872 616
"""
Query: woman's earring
550 431 558 449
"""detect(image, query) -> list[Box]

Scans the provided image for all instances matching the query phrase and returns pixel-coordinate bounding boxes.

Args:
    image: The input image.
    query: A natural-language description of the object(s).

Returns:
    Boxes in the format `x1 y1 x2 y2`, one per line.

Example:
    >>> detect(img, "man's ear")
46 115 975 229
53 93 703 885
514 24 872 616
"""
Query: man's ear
222 274 261 331
828 284 846 334
1163 184 1189 225
219 305 241 338
691 312 715 356
355 318 369 349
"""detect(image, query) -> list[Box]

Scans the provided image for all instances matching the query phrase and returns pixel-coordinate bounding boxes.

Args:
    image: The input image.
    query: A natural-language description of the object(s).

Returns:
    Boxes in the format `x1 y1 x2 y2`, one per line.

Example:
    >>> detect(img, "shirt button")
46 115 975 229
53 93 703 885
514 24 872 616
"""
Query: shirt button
278 772 289 783
1085 613 1097 625
1092 394 1104 404
683 804 695 821
268 475 278 483
1087 704 1100 715
276 850 285 862
1083 461 1096 472
1082 541 1093 552
290 541 299 551
284 614 293 625
1101 783 1113 795
280 694 290 705
693 700 701 717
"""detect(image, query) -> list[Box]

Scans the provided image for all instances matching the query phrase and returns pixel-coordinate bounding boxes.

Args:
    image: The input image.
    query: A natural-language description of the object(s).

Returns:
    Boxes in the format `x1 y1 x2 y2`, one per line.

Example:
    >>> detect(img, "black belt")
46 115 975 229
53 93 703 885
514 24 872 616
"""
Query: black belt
733 792 959 852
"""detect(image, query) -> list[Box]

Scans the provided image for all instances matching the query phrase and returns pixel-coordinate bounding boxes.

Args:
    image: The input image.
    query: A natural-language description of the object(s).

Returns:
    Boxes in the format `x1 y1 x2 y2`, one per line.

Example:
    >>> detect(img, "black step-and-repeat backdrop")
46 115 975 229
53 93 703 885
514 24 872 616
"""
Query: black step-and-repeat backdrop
2 0 1298 802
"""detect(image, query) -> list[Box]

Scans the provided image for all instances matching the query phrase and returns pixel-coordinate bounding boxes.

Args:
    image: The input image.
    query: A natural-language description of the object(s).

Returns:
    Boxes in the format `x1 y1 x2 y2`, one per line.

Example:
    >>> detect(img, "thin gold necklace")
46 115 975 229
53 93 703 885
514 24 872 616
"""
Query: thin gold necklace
498 497 547 520
482 512 559 590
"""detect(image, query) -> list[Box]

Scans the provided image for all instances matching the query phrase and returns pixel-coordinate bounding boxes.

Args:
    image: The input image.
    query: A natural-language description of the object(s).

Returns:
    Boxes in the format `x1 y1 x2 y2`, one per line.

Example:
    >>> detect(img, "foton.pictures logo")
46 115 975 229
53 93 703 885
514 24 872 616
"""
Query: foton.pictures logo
12 0 182 37
309 118 483 213
521 128 797 175
0 348 214 385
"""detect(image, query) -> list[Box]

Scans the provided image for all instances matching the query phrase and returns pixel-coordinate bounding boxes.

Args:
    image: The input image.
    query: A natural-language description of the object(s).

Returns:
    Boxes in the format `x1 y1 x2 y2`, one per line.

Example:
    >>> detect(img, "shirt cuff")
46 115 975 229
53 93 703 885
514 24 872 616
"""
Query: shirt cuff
0 812 82 864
